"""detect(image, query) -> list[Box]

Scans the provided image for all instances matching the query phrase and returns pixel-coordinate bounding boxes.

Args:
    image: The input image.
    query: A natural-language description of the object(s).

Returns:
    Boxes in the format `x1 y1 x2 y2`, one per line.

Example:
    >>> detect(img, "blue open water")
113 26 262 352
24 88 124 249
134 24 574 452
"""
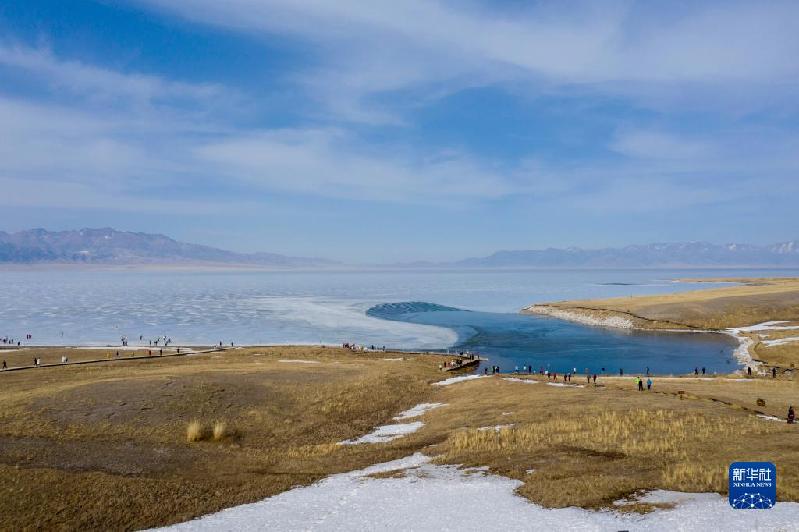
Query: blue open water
367 302 737 375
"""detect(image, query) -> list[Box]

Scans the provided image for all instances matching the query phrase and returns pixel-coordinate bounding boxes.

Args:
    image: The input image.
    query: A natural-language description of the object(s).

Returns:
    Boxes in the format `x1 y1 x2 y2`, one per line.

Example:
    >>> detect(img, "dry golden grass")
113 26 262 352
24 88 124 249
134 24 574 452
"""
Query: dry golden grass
0 346 445 530
443 409 768 461
4 343 799 528
440 409 772 499
421 375 799 508
529 277 799 329
212 420 228 441
186 420 205 442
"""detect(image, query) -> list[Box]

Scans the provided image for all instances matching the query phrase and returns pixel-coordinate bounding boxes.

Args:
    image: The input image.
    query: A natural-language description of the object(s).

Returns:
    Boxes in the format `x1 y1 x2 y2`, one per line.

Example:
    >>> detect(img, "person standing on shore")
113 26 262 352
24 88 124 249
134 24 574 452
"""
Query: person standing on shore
788 406 795 424
748 366 752 376
773 367 778 378
647 377 653 391
637 377 643 391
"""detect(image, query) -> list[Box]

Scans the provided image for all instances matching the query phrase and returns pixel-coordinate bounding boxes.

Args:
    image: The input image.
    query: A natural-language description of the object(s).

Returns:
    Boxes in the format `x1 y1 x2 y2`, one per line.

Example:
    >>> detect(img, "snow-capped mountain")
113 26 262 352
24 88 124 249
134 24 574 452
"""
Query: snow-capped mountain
452 240 799 268
0 228 336 267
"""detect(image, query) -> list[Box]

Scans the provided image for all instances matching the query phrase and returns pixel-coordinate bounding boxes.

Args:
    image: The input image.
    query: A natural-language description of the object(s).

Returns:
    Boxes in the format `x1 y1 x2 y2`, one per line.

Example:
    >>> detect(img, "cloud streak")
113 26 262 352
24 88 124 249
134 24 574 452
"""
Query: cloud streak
131 0 799 120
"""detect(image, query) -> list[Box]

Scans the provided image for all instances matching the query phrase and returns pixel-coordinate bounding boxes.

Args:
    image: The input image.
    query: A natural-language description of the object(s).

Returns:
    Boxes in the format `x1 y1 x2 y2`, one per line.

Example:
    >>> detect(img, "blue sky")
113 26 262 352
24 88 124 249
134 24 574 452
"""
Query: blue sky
0 1 797 261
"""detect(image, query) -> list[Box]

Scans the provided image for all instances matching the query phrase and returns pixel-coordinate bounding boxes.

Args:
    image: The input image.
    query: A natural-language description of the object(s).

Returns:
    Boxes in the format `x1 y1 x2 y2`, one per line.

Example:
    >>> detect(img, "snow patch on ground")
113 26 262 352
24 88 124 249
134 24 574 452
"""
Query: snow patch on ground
735 321 799 332
382 357 404 361
725 321 799 366
757 414 782 422
502 377 538 384
478 424 515 432
723 328 758 370
547 382 585 388
158 453 799 532
393 403 446 421
762 336 799 347
432 374 488 386
278 359 321 364
338 421 424 445
523 305 634 329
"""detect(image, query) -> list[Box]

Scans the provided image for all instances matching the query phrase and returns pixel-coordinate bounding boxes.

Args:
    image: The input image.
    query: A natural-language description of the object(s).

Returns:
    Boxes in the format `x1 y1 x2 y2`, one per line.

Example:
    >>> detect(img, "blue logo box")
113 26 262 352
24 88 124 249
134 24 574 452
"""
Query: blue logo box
729 462 776 509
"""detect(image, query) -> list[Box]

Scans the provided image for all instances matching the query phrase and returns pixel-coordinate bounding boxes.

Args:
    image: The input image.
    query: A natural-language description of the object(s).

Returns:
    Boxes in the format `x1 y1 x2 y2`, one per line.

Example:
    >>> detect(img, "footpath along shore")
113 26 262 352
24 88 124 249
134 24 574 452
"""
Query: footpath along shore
0 345 486 373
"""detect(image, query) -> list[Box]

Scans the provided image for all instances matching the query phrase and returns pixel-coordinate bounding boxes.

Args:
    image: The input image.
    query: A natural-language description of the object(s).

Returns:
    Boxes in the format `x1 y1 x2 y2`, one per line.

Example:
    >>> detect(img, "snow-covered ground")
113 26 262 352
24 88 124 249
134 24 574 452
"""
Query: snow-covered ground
547 382 585 388
338 421 424 445
762 337 799 348
502 377 538 384
523 305 634 329
432 374 488 386
157 453 799 531
278 359 321 364
734 321 799 333
726 321 799 370
393 403 446 420
477 424 514 432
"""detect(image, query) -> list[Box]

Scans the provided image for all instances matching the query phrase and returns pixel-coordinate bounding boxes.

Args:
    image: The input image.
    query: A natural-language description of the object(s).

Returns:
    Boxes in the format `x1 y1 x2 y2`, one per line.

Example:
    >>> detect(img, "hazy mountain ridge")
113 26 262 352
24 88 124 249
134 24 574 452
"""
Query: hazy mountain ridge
453 241 799 268
2 229 797 268
0 228 335 267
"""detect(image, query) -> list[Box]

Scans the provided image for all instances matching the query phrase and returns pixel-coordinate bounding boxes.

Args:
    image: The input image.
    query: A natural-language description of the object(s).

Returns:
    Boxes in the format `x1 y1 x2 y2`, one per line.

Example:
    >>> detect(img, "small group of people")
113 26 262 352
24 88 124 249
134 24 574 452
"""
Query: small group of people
149 336 173 347
483 365 501 374
2 336 22 346
635 376 654 391
441 358 466 369
694 367 707 375
342 342 386 352
503 366 601 385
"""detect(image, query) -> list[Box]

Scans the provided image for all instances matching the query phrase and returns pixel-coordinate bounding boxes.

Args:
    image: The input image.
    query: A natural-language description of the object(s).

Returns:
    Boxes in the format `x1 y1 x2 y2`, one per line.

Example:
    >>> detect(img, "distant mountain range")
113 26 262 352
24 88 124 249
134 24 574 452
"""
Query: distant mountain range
1 228 798 268
450 241 799 268
0 228 336 267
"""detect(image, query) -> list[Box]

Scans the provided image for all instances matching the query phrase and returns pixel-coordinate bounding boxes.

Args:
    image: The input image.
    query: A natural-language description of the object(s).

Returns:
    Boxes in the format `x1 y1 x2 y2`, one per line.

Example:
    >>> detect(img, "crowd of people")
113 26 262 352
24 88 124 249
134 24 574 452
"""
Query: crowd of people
342 342 387 352
1 335 26 346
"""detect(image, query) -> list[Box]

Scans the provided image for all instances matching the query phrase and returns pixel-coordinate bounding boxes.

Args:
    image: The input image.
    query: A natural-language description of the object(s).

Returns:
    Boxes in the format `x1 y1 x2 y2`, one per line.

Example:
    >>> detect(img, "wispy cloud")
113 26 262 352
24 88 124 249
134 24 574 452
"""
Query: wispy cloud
0 43 226 107
131 0 799 121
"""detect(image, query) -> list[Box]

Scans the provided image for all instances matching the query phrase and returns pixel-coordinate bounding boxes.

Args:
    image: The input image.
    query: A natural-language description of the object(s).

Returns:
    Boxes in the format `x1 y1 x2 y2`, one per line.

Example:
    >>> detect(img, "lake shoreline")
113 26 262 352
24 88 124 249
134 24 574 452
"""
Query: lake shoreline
522 276 799 374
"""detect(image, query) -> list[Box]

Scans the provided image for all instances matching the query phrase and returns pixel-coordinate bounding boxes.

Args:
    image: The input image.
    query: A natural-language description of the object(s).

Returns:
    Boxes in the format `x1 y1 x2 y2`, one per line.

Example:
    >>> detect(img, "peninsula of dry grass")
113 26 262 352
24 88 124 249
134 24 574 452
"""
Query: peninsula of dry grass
523 277 799 367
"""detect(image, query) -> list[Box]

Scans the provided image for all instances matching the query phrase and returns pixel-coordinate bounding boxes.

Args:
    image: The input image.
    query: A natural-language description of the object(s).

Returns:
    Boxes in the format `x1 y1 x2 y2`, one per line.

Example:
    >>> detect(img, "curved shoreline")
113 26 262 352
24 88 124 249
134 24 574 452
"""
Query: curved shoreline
522 303 756 371
521 276 799 373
